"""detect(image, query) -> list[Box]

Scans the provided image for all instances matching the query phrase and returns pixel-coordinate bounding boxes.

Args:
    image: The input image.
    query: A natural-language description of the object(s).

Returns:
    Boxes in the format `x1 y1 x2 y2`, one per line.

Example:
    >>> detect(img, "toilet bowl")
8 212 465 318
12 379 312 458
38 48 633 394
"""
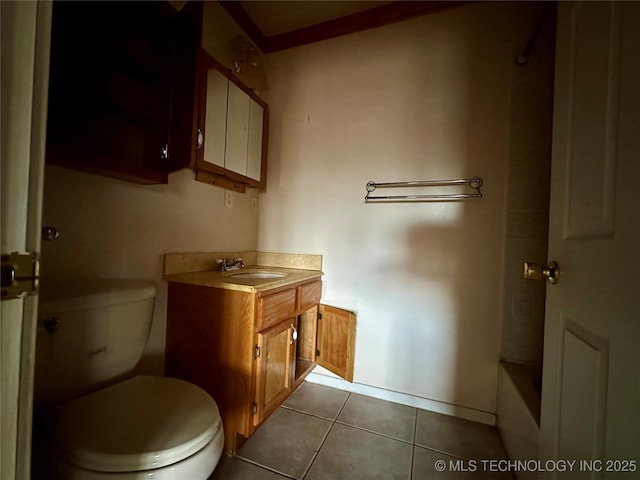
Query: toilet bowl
35 280 223 479
52 376 223 479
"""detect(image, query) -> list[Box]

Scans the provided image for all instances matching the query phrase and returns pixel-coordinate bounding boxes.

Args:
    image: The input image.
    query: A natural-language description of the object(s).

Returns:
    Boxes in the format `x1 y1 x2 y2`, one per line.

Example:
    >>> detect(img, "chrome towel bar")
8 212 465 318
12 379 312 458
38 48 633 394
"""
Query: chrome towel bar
365 177 483 202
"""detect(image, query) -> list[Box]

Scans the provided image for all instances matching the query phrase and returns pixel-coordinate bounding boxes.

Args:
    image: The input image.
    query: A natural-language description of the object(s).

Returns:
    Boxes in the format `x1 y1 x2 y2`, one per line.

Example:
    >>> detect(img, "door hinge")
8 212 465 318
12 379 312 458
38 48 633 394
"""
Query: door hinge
254 345 261 358
1 252 39 300
252 402 258 414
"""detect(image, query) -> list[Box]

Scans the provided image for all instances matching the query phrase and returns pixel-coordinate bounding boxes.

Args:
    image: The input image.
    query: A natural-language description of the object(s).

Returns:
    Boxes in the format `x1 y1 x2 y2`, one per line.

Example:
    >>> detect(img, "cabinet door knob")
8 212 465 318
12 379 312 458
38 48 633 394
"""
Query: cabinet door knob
42 226 60 241
196 128 203 149
160 144 169 160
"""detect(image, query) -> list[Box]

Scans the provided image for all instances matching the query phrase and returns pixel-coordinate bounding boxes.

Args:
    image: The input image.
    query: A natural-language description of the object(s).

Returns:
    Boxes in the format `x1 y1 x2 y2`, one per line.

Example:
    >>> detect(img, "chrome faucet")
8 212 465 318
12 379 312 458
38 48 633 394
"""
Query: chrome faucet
216 258 245 272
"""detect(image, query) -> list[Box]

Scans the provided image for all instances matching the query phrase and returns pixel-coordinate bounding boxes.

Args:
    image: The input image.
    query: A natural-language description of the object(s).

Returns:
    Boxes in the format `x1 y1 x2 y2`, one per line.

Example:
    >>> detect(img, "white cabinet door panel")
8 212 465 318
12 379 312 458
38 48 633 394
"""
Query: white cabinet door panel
247 99 264 182
203 68 228 168
225 82 250 176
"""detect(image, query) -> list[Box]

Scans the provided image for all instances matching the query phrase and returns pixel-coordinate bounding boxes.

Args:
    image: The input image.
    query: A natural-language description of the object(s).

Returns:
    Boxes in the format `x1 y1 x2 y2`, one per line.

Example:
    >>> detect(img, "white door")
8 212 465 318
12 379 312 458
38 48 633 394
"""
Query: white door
539 1 640 477
0 2 51 479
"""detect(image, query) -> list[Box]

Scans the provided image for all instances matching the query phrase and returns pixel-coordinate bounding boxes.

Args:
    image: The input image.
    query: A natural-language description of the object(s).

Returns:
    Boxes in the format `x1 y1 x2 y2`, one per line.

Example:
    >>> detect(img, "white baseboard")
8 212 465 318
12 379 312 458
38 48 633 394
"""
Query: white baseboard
305 372 496 426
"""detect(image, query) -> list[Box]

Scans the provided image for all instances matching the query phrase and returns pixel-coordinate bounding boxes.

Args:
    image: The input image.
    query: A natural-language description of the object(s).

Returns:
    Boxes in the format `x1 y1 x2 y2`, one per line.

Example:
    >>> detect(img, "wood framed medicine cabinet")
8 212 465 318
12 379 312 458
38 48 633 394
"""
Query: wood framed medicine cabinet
194 51 269 192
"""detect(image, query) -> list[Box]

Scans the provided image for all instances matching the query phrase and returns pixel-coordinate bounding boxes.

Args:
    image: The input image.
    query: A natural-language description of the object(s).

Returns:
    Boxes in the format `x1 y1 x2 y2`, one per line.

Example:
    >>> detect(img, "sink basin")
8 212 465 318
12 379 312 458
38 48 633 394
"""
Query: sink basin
226 271 287 280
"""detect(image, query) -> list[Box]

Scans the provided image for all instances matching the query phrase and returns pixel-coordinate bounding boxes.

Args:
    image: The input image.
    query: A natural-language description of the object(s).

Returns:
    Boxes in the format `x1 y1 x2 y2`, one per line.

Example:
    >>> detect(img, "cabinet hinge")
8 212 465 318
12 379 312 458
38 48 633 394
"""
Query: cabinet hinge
1 252 39 300
318 312 322 320
254 345 261 358
252 402 258 414
316 349 320 357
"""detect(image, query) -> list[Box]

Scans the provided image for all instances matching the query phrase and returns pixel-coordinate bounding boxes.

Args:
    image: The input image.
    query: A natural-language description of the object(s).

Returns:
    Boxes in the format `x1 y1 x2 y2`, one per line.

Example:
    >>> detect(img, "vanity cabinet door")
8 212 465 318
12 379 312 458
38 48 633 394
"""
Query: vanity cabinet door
254 320 294 425
316 305 356 382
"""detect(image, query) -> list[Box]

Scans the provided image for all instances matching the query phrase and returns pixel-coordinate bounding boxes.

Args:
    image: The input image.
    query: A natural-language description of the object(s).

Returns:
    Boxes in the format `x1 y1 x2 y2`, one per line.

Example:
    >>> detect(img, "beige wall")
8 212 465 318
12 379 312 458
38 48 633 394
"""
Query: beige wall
41 167 258 374
259 2 546 413
201 1 268 94
40 2 261 375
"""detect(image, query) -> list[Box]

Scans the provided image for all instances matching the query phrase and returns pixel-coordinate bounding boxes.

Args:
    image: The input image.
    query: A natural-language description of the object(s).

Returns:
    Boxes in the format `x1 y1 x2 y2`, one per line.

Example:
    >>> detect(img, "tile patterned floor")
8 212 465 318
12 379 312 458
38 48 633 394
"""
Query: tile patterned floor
210 382 514 480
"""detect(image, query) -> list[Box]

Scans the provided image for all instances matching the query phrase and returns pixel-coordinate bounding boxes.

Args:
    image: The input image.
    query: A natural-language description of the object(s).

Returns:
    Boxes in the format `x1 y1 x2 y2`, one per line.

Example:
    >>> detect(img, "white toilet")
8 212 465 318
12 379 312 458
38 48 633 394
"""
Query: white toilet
35 279 223 479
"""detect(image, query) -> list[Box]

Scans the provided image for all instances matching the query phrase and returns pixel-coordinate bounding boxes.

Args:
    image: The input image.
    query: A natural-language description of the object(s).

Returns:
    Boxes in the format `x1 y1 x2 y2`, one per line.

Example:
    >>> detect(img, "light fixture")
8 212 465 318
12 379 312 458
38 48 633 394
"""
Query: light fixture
231 36 262 74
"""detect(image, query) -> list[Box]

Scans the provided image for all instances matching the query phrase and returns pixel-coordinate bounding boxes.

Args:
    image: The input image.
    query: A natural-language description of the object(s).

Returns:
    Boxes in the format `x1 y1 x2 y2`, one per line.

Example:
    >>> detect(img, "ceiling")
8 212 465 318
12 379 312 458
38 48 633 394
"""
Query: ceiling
239 1 390 37
219 1 472 53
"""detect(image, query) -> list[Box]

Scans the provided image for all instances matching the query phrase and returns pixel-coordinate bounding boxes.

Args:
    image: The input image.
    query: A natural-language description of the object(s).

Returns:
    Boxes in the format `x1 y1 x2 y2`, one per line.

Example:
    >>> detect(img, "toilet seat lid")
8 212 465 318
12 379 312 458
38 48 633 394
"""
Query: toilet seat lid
55 376 221 473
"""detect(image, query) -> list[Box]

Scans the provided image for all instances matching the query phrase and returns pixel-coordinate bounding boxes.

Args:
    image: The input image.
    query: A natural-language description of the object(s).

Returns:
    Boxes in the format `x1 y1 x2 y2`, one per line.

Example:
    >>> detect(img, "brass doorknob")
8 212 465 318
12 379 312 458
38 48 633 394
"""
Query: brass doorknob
523 261 559 284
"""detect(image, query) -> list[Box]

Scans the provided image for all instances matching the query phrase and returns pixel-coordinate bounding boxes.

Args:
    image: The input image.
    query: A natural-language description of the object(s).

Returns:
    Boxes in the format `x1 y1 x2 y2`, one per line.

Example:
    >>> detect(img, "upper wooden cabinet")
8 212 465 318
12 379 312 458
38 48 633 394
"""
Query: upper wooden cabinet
45 1 202 184
45 3 267 190
195 51 269 191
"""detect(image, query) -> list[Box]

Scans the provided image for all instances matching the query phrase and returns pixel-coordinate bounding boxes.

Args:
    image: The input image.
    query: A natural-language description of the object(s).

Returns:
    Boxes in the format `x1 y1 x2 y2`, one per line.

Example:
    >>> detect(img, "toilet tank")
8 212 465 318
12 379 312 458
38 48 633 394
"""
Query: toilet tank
35 279 157 408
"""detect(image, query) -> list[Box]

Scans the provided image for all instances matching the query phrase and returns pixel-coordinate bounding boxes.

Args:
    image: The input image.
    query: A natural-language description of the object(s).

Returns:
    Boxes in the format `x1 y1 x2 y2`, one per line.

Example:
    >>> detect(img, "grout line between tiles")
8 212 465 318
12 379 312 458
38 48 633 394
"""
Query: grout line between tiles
280 404 340 422
413 444 467 461
409 408 418 480
232 454 298 479
332 390 351 424
299 392 352 480
334 420 416 446
299 421 334 480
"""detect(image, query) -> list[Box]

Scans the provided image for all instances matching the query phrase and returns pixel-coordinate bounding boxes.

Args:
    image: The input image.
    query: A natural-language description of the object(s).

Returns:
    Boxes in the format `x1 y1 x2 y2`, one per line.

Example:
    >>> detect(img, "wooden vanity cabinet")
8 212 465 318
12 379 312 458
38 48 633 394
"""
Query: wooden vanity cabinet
165 278 354 453
165 284 255 452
